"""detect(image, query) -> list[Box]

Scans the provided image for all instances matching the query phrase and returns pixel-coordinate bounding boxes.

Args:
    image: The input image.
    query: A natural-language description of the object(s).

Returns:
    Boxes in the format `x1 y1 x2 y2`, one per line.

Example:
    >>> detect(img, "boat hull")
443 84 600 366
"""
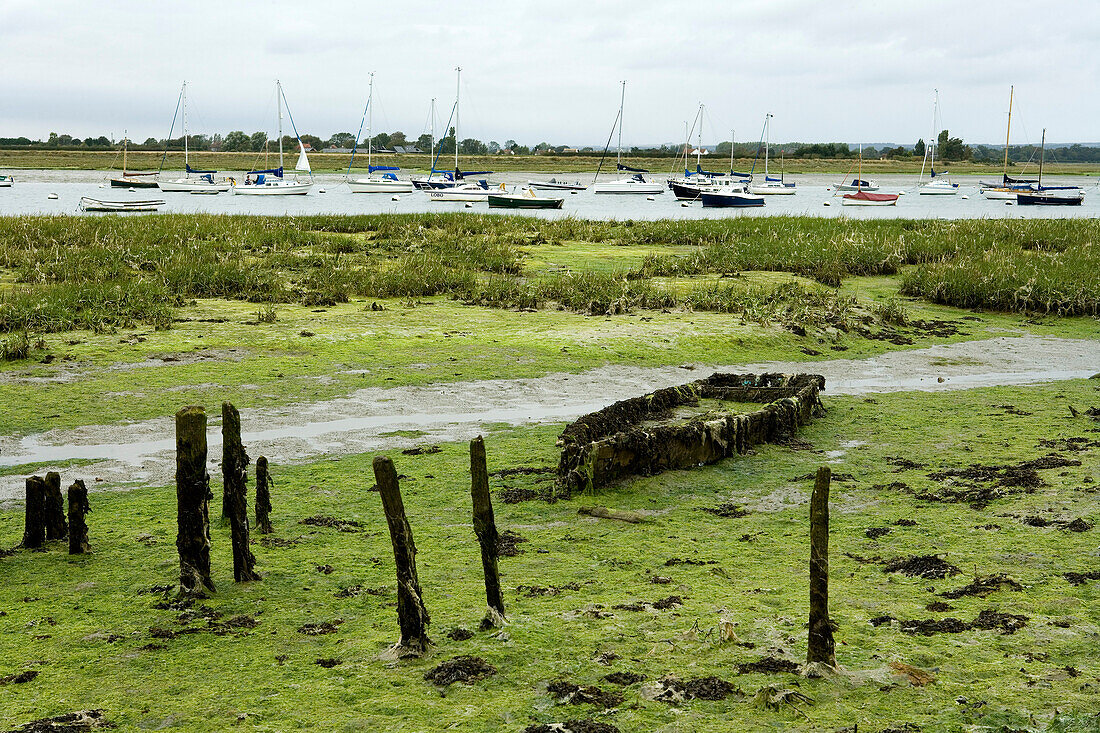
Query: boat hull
348 178 415 193
0 176 12 187
231 181 312 195
747 183 796 195
593 180 665 194
841 191 898 206
919 181 959 195
527 180 587 191
669 181 705 200
111 177 160 189
1016 191 1084 206
80 197 164 212
700 191 765 208
158 178 232 193
487 194 563 209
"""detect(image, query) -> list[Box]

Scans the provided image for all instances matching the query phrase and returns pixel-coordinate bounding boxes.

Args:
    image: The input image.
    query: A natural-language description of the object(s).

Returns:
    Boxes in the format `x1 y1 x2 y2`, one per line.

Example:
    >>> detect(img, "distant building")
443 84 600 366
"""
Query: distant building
322 147 353 154
561 147 579 153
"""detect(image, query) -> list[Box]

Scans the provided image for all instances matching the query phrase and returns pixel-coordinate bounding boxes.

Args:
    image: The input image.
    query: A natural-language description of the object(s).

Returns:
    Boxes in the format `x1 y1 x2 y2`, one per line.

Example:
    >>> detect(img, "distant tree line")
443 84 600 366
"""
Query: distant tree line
4 128 1100 163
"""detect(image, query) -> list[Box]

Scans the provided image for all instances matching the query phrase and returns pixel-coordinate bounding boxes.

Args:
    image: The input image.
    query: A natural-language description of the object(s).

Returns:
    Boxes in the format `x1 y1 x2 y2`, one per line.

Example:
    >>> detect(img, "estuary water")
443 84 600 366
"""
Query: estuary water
1 169 1098 220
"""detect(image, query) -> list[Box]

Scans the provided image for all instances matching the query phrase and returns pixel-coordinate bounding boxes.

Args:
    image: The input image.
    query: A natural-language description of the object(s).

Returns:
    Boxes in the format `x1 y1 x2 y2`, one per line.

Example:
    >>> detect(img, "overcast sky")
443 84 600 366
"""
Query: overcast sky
2 0 1098 147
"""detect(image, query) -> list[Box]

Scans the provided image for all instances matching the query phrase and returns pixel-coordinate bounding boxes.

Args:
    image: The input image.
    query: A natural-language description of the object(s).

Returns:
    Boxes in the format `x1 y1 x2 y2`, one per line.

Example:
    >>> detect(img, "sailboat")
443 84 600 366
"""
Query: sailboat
425 67 495 201
110 133 159 188
593 81 665 194
747 114 796 195
347 74 414 193
0 174 12 187
1016 129 1084 206
841 144 898 206
232 81 313 195
918 90 960 195
157 82 232 193
979 86 1054 200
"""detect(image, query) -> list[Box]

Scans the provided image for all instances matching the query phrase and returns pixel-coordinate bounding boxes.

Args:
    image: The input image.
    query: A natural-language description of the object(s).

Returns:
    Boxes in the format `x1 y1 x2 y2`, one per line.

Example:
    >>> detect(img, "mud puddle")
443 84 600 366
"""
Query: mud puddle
2 335 1098 504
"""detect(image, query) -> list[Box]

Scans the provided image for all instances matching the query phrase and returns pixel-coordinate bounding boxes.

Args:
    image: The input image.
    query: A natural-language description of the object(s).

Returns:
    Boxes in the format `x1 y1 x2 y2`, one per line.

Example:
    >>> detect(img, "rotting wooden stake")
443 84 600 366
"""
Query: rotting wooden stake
176 406 215 595
373 455 431 657
807 465 836 667
255 456 273 534
223 402 259 582
470 436 505 626
22 476 47 550
68 480 91 554
43 471 68 541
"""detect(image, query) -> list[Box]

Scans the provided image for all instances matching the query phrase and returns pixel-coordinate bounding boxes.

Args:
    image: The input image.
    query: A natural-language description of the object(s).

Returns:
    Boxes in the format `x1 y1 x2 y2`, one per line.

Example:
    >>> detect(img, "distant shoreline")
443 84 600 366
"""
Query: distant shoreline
1 150 1097 176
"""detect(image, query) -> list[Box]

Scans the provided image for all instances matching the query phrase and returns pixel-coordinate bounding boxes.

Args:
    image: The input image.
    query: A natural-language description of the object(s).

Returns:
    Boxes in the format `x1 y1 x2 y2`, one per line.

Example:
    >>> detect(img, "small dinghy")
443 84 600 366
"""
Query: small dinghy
79 197 164 212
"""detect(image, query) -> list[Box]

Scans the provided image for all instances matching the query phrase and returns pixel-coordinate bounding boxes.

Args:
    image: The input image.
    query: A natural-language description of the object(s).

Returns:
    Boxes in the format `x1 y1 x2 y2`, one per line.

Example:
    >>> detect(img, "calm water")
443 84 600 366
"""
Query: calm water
1 169 1098 220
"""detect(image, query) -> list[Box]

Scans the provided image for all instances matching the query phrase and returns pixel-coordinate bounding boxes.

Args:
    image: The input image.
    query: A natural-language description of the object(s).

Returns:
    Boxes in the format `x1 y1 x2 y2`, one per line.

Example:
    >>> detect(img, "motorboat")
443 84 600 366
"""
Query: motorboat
488 188 564 209
0 175 13 187
699 185 764 208
429 181 494 202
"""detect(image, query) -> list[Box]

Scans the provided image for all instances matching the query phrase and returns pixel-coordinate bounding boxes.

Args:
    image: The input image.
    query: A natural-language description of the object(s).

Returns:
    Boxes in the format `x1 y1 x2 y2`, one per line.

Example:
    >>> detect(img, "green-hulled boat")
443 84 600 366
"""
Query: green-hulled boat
487 189 564 209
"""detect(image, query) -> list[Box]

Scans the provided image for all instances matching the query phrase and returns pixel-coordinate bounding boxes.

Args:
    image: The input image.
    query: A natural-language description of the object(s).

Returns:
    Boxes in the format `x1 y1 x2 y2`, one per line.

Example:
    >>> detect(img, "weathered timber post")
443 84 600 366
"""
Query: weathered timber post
22 476 47 549
176 406 215 595
807 465 836 667
68 480 91 554
43 471 68 541
470 436 505 626
373 456 431 657
255 456 273 534
223 402 259 582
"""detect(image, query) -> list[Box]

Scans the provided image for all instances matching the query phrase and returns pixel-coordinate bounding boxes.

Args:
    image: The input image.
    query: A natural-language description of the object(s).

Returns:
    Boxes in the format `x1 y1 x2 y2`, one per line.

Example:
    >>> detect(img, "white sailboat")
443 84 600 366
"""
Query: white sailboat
918 90 960 195
347 73 414 194
158 82 232 193
232 80 313 196
747 114 796 195
980 86 1041 200
426 67 495 201
593 81 665 195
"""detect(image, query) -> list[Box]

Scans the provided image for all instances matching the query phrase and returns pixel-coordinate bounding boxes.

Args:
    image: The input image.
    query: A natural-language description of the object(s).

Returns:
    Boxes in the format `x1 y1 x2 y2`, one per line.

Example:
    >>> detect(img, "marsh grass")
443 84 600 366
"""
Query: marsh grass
1 214 1097 336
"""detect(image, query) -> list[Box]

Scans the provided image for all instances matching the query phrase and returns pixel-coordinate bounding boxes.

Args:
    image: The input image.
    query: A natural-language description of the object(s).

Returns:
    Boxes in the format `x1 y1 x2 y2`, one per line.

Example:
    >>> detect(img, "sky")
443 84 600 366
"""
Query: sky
2 0 1098 148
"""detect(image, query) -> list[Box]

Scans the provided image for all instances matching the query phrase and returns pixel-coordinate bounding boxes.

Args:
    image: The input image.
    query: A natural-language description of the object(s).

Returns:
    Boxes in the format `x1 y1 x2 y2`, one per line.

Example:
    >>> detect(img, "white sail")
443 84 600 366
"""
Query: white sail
295 146 311 172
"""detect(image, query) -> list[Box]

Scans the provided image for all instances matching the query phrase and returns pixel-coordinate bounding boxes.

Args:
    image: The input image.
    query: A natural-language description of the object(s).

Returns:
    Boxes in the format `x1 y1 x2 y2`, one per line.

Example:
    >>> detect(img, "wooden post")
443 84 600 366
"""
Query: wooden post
223 402 259 582
176 406 215 595
373 456 431 657
255 456 273 534
22 476 47 550
68 480 91 554
807 466 836 667
470 436 505 625
43 471 68 541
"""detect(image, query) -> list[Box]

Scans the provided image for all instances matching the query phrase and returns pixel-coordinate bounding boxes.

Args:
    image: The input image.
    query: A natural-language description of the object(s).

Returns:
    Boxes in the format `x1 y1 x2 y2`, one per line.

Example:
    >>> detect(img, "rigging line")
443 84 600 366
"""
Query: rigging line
157 85 184 174
593 107 621 185
428 100 459 174
346 80 372 175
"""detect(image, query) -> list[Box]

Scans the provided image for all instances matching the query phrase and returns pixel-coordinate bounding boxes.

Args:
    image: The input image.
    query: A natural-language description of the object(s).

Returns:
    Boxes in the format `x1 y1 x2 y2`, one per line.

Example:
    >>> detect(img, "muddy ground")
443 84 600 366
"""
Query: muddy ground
1 335 1097 504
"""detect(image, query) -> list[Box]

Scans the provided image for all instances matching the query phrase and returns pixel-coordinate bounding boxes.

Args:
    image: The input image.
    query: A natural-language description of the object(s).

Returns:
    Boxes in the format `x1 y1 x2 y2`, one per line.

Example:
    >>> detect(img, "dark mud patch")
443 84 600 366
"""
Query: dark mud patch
209 615 260 636
497 487 542 504
736 656 800 675
898 609 1028 636
894 518 918 527
5 709 111 732
792 472 856 482
547 681 624 708
884 555 960 579
603 671 646 686
992 404 1032 416
447 628 474 641
334 585 389 599
647 675 743 702
865 527 891 539
652 595 683 610
297 620 343 636
0 670 39 685
425 656 497 686
517 583 581 597
1038 437 1100 452
491 466 556 478
612 596 681 612
869 615 895 627
1063 571 1100 587
497 529 528 556
298 515 363 532
524 721 619 733
665 557 718 566
926 601 953 612
700 502 751 518
1062 518 1093 532
885 456 926 471
259 536 299 548
314 658 342 668
941 574 1023 599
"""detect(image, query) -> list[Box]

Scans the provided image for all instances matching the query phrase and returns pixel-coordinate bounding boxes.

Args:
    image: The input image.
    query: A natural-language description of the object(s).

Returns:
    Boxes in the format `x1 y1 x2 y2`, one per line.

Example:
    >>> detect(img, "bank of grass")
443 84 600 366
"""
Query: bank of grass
2 215 1099 336
1 380 1099 731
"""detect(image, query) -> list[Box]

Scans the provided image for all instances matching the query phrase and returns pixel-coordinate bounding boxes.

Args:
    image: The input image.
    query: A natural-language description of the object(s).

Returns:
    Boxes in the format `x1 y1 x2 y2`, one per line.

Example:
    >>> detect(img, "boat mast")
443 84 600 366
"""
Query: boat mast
764 113 772 176
1002 85 1013 178
1038 128 1045 189
617 80 625 168
182 81 189 170
729 129 735 175
122 129 127 174
857 142 863 192
277 80 284 171
454 67 461 176
366 72 374 172
929 89 938 177
696 104 703 172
